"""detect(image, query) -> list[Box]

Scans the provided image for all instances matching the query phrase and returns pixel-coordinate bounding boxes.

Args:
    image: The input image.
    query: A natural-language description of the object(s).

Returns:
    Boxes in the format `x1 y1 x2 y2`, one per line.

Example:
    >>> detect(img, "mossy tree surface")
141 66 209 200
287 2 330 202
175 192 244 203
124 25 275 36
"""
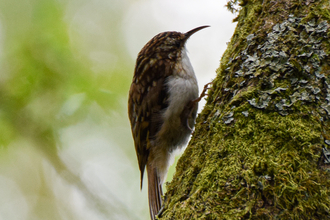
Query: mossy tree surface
161 0 330 219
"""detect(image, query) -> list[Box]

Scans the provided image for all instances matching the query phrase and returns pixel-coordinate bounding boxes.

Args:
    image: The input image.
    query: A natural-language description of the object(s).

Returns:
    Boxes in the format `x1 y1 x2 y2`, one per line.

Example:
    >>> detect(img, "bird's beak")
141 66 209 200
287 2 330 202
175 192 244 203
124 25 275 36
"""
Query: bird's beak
184 25 210 40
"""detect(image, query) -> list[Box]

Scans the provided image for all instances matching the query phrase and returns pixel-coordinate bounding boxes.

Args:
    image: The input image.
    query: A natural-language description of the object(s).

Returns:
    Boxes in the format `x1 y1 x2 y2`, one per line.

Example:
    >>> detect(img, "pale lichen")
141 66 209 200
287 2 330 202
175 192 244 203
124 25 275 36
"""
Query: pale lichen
161 0 330 219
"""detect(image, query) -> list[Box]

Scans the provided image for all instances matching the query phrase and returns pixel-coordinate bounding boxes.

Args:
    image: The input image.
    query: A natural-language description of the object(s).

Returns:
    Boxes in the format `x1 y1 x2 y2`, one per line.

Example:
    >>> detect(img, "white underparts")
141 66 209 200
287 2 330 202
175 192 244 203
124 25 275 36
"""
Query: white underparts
151 47 199 184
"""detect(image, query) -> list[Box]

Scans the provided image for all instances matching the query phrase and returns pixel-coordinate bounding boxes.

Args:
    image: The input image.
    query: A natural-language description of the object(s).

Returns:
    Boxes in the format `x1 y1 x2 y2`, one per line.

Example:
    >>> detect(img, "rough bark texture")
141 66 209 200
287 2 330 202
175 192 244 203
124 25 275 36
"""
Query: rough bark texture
160 0 330 219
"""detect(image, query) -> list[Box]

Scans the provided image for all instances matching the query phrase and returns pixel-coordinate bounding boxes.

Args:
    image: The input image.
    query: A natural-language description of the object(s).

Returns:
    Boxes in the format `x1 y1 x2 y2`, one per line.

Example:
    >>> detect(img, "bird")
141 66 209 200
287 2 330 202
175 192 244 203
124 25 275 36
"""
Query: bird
128 25 209 220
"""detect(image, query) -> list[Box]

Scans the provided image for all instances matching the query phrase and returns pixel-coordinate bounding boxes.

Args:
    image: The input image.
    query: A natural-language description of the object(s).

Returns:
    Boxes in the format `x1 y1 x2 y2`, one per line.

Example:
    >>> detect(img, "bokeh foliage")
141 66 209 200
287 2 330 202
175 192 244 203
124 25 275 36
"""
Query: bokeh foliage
0 0 136 219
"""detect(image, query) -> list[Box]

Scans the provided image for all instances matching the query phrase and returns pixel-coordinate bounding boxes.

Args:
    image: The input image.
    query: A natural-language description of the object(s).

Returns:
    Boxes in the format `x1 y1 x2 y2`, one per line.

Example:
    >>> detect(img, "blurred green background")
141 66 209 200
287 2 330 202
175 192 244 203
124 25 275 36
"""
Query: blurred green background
0 0 235 219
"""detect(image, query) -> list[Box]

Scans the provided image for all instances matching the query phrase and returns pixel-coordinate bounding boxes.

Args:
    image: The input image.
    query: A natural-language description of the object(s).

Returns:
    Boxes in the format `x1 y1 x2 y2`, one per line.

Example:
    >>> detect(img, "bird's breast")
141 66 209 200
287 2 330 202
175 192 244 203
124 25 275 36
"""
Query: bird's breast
156 48 198 149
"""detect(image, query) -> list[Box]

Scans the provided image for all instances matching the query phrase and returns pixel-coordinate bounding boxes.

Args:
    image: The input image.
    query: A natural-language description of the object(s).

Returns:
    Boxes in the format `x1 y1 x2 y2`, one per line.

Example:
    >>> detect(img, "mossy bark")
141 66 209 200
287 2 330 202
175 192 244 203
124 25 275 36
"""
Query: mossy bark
160 0 330 219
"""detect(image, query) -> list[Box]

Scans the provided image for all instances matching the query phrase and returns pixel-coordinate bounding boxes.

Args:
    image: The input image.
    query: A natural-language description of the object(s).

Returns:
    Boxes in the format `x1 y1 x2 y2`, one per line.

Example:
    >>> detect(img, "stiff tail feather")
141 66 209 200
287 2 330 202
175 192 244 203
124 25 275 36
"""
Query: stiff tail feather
147 164 163 220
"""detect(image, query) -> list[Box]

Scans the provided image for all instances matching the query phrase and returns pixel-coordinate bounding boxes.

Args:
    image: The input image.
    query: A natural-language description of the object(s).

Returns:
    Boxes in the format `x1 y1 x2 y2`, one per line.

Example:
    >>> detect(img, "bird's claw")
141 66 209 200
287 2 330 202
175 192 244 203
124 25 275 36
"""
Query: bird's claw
192 82 212 103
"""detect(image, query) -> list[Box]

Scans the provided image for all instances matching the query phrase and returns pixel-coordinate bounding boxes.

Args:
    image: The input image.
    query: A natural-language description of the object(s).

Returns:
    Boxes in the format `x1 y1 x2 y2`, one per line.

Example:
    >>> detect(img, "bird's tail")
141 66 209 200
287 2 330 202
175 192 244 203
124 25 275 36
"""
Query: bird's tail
147 164 163 220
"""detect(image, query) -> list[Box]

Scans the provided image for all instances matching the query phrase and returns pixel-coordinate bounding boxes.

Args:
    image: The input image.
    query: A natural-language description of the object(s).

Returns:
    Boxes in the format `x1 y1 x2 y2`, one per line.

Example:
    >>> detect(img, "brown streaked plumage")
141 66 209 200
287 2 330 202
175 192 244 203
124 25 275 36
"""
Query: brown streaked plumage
128 25 209 220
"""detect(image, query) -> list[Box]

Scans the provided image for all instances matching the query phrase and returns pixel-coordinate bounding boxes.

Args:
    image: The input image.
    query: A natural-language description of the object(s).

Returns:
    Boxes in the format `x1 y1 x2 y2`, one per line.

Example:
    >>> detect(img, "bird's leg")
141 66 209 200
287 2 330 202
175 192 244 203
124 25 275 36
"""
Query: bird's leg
193 82 212 103
181 82 213 131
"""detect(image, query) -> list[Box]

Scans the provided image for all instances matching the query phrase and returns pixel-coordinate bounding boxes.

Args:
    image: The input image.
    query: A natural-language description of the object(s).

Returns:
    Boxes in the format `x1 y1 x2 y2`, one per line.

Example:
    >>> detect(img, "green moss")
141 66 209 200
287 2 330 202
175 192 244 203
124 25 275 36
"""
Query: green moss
161 0 330 219
164 109 329 219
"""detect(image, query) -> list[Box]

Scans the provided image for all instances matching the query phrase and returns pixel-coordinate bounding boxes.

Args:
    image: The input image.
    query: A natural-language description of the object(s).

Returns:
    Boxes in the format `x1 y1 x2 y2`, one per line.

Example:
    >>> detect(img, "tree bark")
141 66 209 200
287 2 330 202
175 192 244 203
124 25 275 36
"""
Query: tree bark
160 0 330 219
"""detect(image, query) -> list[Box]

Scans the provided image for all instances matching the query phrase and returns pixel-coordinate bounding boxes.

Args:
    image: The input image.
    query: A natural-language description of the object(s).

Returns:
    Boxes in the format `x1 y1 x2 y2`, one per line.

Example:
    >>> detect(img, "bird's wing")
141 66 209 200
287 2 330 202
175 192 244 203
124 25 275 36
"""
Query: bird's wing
128 55 172 188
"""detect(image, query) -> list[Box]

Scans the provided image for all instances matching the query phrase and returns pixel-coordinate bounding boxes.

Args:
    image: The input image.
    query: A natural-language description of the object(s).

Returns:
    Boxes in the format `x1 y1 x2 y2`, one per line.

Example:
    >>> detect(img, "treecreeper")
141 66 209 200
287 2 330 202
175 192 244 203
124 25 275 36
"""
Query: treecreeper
128 25 209 220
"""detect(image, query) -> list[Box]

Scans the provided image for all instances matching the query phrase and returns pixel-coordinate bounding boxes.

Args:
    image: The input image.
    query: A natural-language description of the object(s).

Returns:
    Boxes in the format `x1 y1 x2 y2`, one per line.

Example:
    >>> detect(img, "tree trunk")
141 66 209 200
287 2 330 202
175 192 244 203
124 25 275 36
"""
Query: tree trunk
160 0 330 219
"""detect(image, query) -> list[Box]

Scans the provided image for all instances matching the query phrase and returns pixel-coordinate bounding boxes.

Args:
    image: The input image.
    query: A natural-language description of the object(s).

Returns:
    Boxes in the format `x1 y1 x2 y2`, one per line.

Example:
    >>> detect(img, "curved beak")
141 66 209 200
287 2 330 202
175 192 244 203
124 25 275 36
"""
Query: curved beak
184 25 210 40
